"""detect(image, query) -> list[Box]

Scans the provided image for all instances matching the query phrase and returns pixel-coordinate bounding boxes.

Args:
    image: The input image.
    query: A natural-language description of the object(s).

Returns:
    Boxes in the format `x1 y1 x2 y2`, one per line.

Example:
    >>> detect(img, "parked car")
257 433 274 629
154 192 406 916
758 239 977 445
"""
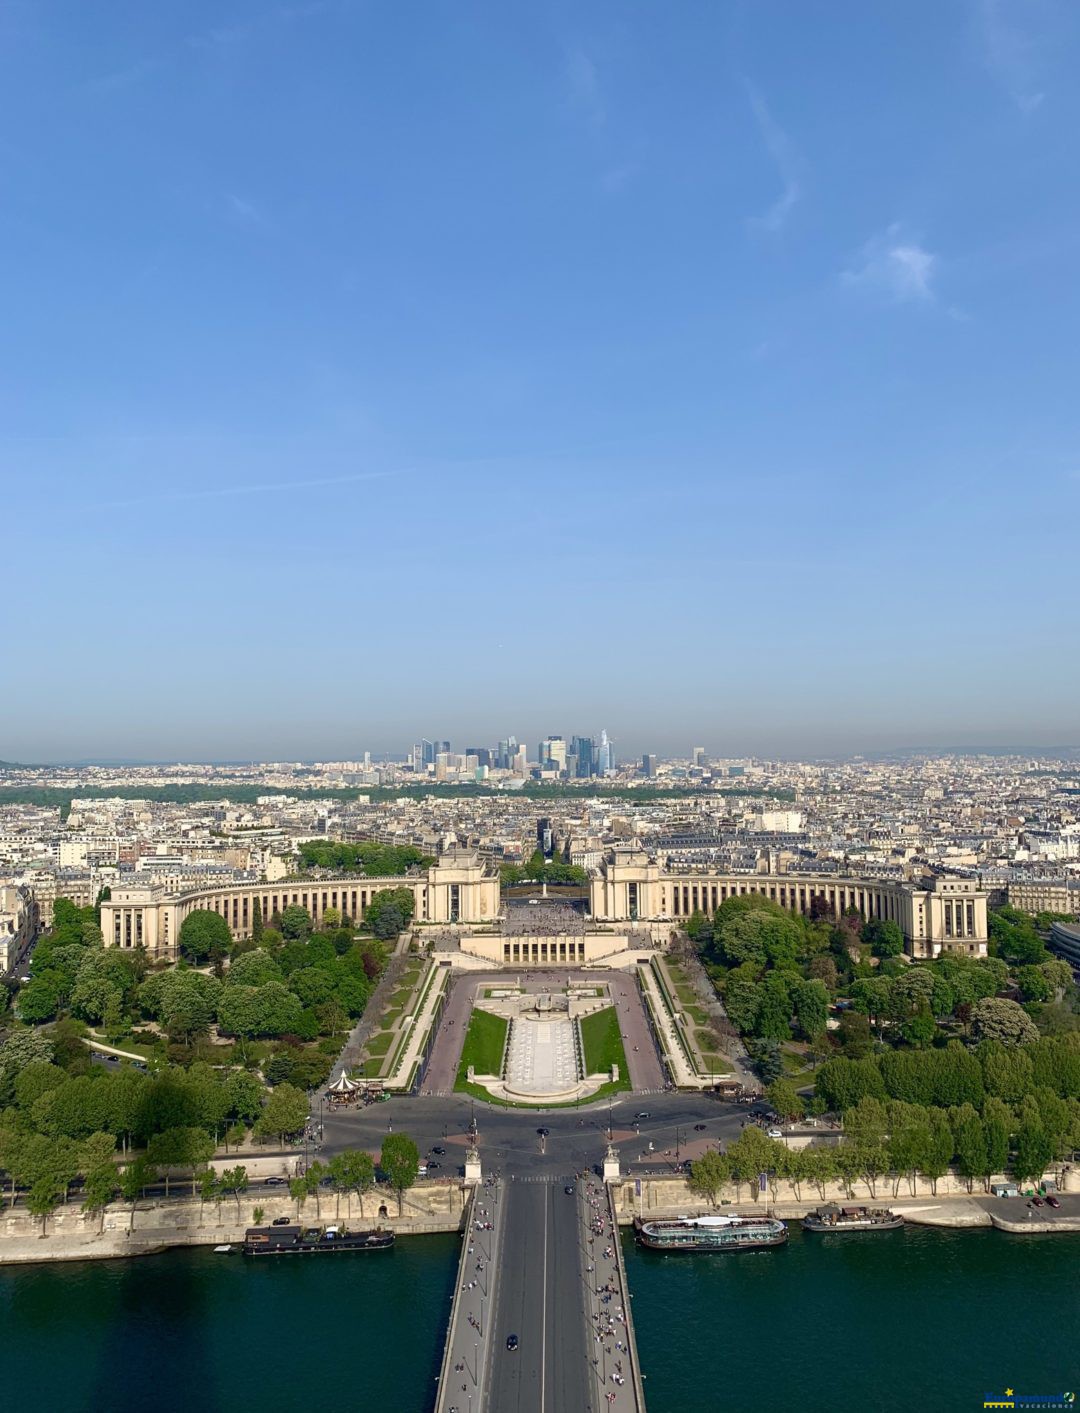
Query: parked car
767 1128 783 1140
1046 1196 1061 1209
564 1184 575 1195
1031 1196 1044 1207
432 1145 446 1155
263 1177 287 1186
272 1216 291 1226
427 1161 440 1171
634 1112 651 1121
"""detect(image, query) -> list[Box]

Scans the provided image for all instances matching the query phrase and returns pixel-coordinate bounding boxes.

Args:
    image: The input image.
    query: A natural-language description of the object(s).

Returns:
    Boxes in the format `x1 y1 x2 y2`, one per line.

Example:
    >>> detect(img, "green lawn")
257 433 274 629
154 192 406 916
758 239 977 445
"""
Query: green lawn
364 1031 394 1057
454 1009 509 1087
579 1006 630 1085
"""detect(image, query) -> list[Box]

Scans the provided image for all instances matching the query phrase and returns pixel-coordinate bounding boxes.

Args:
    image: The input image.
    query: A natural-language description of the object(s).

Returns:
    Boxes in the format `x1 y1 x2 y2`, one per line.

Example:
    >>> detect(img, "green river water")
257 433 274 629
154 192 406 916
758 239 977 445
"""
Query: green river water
0 1225 1075 1412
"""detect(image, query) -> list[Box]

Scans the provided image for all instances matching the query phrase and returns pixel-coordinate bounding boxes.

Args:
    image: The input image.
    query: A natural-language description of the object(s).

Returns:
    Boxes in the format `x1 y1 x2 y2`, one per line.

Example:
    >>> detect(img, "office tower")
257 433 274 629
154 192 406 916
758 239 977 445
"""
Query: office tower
421 739 435 767
693 746 706 767
642 753 657 777
539 736 566 773
537 817 553 856
572 735 595 778
439 740 450 755
466 747 491 768
598 729 612 775
512 744 528 774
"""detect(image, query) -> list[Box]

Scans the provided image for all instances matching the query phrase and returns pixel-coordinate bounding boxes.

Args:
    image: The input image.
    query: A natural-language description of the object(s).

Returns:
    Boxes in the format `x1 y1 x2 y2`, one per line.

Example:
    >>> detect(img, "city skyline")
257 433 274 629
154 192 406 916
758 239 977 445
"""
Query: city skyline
3 3 1080 759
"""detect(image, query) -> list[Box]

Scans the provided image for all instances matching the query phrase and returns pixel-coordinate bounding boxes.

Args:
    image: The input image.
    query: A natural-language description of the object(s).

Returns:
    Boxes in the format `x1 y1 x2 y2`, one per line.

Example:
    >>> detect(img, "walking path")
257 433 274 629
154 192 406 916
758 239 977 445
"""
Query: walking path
636 963 709 1089
578 1179 647 1412
434 1179 505 1413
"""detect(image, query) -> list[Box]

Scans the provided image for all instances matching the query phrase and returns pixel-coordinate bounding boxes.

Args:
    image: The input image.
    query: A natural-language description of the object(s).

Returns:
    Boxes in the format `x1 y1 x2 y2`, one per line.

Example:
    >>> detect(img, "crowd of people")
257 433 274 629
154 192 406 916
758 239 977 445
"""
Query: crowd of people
582 1179 634 1404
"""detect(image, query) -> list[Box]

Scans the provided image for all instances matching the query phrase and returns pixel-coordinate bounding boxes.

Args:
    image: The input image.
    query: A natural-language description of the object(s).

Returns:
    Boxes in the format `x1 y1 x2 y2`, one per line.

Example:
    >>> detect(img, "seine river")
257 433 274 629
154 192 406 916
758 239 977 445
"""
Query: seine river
1 1226 1076 1411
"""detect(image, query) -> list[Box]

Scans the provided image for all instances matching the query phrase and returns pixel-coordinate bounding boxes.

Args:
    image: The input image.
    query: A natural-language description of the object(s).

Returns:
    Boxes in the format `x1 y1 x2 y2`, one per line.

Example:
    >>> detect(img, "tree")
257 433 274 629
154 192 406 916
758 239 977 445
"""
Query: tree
279 905 313 940
289 1175 309 1217
0 1030 55 1103
255 1083 309 1146
218 1165 249 1218
81 1164 119 1232
1013 1117 1053 1187
971 997 1039 1047
982 1097 1012 1184
901 1004 937 1049
688 1150 730 1207
722 971 762 1034
302 1160 327 1218
953 1106 987 1193
226 951 284 988
862 918 905 958
251 898 264 945
791 979 829 1041
178 910 232 964
329 1149 375 1219
725 1127 782 1202
808 955 838 990
766 1079 805 1122
380 1133 420 1215
119 1157 157 1233
919 1110 954 1195
27 1176 64 1237
754 973 793 1042
140 970 221 1044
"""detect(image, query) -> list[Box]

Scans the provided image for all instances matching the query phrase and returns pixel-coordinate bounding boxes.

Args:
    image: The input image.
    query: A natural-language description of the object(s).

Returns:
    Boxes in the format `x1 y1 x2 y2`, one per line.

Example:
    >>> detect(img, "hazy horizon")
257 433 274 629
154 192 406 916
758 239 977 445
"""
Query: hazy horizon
3 3 1078 762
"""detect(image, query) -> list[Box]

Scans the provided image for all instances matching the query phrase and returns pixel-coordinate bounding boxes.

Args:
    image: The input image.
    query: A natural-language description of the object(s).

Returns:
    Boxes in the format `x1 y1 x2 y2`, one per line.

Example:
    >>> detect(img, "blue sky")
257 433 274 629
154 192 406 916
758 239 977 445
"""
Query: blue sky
3 1 1079 761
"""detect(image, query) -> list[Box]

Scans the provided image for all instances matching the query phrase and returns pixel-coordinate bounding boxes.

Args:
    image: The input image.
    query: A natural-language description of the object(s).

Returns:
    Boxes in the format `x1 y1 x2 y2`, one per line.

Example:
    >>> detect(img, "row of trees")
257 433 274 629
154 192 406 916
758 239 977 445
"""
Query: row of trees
500 850 589 887
0 1027 313 1153
297 841 433 877
814 1034 1080 1112
689 1088 1074 1208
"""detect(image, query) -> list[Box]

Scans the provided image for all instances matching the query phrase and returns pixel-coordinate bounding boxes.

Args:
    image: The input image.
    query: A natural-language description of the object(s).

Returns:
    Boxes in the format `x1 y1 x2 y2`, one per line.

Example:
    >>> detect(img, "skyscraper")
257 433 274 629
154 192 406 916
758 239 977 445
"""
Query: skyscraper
572 735 595 778
597 729 612 775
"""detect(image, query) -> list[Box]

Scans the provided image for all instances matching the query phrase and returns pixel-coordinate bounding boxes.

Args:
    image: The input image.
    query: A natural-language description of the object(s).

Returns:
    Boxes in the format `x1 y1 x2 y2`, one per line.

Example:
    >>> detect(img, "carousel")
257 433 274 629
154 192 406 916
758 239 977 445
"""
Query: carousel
325 1069 363 1106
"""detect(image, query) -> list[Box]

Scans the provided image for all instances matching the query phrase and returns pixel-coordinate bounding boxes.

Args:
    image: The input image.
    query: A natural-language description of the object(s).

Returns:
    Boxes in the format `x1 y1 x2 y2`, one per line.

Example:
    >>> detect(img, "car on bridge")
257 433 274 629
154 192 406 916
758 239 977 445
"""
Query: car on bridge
506 1335 519 1352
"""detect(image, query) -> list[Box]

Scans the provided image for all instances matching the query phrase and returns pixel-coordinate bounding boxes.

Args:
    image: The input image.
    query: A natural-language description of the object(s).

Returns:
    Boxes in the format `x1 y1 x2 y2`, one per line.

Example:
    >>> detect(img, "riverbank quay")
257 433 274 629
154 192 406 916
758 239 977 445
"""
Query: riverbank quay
605 1171 1080 1234
433 1178 504 1413
0 1178 470 1266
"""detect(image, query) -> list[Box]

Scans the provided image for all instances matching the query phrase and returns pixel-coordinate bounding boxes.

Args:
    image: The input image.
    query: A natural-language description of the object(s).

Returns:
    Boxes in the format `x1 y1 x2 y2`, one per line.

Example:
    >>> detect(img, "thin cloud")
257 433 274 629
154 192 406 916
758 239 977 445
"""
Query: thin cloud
97 470 397 510
842 226 938 304
745 82 803 233
226 193 265 225
563 47 605 129
973 0 1045 112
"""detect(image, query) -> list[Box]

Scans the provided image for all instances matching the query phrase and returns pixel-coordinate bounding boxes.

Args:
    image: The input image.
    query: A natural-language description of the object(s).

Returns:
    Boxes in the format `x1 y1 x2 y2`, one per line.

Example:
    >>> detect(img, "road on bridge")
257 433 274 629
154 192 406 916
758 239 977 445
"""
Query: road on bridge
485 1180 592 1413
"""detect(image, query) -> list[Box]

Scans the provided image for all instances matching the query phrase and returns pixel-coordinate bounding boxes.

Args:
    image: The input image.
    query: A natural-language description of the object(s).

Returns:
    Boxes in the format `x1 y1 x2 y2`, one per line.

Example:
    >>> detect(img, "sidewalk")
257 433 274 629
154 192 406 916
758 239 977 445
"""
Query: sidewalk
434 1177 504 1413
637 962 704 1088
578 1177 643 1413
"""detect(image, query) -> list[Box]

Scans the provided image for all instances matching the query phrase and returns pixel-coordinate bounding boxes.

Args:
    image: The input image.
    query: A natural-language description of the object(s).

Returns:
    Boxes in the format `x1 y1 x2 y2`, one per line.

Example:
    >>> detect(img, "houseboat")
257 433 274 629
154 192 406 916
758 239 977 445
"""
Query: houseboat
242 1224 395 1257
802 1204 903 1233
634 1213 787 1252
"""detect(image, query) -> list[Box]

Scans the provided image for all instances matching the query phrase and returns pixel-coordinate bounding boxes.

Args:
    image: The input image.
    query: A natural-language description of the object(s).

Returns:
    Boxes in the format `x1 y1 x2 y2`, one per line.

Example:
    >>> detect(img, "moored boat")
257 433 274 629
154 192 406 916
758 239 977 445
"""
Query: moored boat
802 1204 903 1233
634 1213 787 1252
242 1224 396 1256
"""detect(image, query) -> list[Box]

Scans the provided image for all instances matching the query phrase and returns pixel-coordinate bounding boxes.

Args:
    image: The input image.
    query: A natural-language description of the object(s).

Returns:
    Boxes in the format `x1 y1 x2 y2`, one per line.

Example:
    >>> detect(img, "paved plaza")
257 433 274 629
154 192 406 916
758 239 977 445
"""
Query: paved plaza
504 1017 580 1097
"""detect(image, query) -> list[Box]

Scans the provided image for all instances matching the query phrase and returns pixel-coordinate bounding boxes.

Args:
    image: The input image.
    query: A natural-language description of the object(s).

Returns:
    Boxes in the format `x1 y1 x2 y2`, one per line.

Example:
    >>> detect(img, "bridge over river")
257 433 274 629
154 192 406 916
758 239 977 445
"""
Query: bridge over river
434 1176 646 1413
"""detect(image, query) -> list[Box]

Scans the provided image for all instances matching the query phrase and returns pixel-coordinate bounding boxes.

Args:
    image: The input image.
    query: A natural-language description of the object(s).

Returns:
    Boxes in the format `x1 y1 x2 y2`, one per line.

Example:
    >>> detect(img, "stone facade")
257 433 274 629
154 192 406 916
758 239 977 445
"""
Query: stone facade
590 846 989 958
100 848 500 961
